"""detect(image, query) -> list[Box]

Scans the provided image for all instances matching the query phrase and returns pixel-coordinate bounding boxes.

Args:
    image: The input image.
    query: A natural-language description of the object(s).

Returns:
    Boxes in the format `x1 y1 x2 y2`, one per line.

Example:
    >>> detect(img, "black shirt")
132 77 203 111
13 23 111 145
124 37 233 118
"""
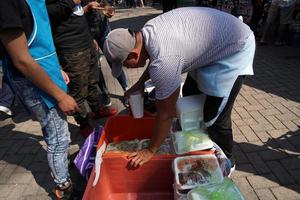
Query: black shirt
0 0 33 76
46 0 93 53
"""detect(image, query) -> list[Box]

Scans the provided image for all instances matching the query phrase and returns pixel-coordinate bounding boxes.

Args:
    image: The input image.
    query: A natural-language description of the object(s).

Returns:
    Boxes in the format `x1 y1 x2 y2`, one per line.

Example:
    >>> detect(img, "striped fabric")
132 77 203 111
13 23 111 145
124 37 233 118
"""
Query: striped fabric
141 7 252 100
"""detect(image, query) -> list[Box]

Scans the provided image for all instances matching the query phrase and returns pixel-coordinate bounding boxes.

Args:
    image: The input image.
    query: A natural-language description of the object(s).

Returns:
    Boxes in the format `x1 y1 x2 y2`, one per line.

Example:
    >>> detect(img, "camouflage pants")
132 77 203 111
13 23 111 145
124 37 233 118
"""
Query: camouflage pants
58 47 100 126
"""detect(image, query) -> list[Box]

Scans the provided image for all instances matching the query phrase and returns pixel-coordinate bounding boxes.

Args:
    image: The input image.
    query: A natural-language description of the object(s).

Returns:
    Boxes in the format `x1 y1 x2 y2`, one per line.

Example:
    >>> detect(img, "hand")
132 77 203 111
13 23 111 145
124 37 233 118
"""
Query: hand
84 1 103 13
57 94 80 116
104 6 115 18
73 0 81 5
93 39 99 51
127 149 154 168
61 70 70 84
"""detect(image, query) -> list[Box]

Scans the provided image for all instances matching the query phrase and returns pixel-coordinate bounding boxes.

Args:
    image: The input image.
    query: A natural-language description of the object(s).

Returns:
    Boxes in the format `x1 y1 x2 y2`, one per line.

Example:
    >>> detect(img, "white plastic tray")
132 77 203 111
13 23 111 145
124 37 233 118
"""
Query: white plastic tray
173 155 224 190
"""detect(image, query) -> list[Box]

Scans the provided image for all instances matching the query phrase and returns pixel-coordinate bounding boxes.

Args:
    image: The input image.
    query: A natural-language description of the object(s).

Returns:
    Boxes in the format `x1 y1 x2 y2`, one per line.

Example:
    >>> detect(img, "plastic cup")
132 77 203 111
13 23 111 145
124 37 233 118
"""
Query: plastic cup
129 91 144 118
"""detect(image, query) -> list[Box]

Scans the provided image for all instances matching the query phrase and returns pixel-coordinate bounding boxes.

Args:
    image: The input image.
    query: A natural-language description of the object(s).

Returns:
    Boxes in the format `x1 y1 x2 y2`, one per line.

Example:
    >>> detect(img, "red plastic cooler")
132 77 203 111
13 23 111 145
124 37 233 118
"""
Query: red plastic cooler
83 115 213 200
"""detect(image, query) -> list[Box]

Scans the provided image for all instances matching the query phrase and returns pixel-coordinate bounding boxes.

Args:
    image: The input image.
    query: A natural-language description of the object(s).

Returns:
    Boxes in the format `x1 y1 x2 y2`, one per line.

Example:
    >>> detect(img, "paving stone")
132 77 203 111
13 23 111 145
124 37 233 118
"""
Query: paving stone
254 131 272 142
23 194 52 200
246 152 271 174
288 169 300 185
265 116 287 130
255 188 277 200
6 184 26 200
232 177 259 200
232 163 257 178
280 157 300 170
267 129 289 138
247 174 280 189
27 162 50 173
281 120 299 132
276 113 299 122
0 184 16 198
0 164 18 184
272 103 291 114
266 161 295 185
234 145 249 164
271 185 300 200
248 111 269 124
17 145 41 155
250 123 275 132
239 125 260 142
239 140 265 153
7 172 34 184
259 149 288 161
259 108 281 117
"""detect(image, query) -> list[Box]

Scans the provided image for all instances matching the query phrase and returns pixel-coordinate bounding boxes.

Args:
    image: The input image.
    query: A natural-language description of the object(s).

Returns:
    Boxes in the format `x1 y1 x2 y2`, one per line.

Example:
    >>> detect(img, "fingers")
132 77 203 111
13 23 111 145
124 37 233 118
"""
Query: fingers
127 152 137 159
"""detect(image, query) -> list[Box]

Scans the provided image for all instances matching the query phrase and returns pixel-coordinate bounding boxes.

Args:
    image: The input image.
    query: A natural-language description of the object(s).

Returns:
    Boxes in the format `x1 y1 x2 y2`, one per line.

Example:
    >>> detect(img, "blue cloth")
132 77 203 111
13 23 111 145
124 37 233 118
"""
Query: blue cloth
26 0 67 108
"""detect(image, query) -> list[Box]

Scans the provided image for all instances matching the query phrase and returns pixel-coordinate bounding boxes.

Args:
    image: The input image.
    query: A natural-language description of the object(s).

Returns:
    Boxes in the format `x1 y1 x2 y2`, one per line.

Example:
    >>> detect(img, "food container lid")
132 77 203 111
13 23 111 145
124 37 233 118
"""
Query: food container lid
173 155 224 190
171 129 214 155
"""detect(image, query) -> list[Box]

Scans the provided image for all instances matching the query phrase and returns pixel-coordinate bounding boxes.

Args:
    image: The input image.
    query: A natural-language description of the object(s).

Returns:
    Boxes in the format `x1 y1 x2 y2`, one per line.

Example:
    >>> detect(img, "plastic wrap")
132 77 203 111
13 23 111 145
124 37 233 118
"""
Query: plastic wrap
187 177 244 200
173 155 223 190
172 129 214 155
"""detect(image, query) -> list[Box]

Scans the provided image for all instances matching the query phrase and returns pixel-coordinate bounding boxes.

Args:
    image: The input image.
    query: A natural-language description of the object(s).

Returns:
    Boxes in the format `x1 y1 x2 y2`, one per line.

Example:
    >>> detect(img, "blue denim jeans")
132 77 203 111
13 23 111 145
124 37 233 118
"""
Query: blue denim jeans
8 74 70 185
0 75 15 109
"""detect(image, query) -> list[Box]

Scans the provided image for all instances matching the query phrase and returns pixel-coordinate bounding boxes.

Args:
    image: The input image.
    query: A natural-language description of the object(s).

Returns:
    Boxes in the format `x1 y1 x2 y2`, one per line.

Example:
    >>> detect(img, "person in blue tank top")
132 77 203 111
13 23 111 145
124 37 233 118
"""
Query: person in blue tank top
0 0 78 199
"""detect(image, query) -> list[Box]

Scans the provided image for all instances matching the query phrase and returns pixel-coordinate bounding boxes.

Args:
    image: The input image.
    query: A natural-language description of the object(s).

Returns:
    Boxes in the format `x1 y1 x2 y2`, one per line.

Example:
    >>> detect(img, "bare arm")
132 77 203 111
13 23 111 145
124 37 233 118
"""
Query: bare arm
0 29 79 115
150 87 180 152
128 87 180 167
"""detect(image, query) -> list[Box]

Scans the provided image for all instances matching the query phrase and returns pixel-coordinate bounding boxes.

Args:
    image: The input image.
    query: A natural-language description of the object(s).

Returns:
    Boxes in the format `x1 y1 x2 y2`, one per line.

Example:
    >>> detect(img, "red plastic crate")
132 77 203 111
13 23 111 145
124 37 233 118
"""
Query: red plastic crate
83 115 213 200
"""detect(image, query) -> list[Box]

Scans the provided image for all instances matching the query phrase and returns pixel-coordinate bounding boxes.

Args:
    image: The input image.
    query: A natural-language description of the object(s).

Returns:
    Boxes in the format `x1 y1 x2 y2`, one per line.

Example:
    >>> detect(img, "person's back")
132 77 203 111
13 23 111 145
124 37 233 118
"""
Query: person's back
142 7 252 72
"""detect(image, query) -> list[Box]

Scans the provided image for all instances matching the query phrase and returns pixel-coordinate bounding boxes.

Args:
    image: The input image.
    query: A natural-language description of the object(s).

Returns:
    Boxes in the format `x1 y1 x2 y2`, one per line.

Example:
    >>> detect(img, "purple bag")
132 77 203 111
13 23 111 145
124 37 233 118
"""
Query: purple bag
74 126 103 180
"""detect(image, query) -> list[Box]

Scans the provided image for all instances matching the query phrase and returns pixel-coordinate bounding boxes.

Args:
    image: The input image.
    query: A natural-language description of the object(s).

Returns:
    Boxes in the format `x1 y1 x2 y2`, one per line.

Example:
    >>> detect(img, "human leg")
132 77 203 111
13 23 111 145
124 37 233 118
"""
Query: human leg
206 76 244 158
275 5 295 45
0 76 14 119
260 4 279 44
58 49 91 127
87 47 117 118
9 76 72 197
182 74 203 97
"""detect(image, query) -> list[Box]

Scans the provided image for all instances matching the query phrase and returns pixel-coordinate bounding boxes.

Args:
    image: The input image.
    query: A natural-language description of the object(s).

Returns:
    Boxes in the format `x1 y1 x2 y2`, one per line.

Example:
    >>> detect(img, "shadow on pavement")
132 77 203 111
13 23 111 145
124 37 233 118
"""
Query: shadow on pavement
0 123 86 199
235 128 300 194
244 45 300 103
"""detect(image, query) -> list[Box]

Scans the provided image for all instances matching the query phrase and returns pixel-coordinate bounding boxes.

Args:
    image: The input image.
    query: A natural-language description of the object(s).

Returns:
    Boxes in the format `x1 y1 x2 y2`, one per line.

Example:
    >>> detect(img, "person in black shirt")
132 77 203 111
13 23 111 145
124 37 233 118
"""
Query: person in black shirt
46 0 118 137
82 0 129 107
0 0 78 199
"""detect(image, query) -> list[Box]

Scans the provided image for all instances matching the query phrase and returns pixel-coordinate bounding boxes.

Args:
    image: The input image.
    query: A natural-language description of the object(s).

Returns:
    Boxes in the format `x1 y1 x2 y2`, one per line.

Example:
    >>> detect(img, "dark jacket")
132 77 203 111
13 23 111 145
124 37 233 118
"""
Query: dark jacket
46 0 93 52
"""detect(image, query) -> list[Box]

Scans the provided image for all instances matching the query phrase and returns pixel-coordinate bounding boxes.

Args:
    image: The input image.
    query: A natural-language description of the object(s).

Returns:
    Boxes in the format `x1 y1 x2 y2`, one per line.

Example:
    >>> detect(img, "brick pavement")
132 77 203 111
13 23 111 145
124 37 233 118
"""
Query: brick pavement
0 6 300 200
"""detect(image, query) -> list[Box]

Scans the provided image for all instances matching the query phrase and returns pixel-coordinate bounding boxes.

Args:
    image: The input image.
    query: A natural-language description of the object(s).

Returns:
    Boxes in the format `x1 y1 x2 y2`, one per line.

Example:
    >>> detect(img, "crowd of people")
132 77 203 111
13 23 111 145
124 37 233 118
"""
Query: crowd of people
0 0 299 199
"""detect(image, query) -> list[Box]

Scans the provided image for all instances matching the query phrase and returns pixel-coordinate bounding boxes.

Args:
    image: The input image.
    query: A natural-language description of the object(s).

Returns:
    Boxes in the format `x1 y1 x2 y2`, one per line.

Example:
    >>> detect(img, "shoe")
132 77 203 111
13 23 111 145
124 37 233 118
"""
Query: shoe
80 124 93 138
53 180 73 200
92 107 117 119
102 94 112 107
228 157 236 177
0 110 12 121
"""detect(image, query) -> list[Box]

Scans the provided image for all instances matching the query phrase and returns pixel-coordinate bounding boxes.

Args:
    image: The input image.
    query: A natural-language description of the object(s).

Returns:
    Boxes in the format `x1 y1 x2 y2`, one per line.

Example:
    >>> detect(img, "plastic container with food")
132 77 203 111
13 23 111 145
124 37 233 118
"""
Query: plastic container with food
105 139 139 153
173 155 224 190
187 177 244 200
171 129 214 155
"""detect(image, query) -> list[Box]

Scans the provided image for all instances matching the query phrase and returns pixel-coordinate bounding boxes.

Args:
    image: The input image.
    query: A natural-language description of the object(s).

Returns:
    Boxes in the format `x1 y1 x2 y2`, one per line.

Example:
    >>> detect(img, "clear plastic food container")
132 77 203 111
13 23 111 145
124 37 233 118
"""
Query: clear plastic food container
173 155 224 190
171 129 214 155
